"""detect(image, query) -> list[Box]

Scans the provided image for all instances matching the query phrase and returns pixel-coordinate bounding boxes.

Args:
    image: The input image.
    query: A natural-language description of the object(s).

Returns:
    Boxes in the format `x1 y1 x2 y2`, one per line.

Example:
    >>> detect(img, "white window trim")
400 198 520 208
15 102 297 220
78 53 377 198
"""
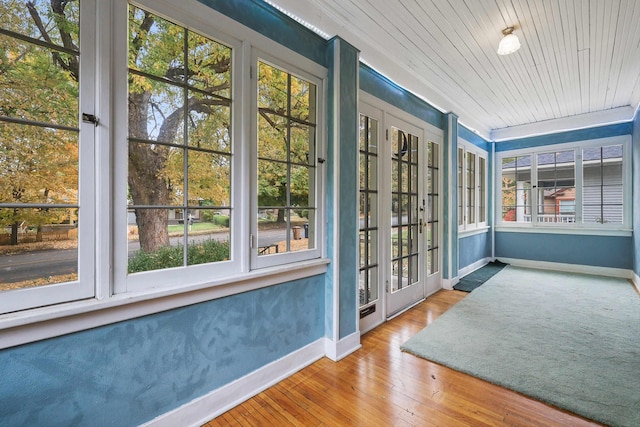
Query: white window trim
250 49 326 270
114 1 247 294
458 139 488 232
0 0 98 313
495 135 632 233
0 0 329 346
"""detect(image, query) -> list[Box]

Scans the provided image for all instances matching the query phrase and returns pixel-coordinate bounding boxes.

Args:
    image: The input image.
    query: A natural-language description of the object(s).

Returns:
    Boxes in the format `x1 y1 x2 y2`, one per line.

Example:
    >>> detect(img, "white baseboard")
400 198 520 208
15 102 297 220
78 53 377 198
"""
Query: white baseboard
442 278 458 290
499 258 633 280
142 338 326 427
633 271 640 294
458 257 493 279
324 331 361 362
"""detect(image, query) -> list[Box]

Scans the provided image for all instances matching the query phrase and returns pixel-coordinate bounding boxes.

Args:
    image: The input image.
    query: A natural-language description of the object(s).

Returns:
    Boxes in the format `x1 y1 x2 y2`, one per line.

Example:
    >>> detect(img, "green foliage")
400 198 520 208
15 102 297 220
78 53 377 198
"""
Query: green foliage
211 214 230 227
128 239 230 273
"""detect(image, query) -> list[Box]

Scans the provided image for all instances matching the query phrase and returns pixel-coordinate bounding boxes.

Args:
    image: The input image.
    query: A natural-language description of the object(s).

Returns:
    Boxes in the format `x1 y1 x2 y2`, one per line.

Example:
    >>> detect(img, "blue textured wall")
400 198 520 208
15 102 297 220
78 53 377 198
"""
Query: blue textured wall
336 38 360 339
495 122 634 271
495 122 633 152
496 232 632 269
359 64 444 130
633 111 640 277
197 0 328 66
459 232 491 270
0 2 332 426
0 277 325 426
459 125 490 152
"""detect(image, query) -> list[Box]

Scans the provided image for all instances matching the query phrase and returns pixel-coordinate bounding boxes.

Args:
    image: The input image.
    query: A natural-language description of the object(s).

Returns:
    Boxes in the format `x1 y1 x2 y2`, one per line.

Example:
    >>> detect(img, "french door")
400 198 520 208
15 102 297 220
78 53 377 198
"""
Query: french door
358 103 442 333
385 117 425 316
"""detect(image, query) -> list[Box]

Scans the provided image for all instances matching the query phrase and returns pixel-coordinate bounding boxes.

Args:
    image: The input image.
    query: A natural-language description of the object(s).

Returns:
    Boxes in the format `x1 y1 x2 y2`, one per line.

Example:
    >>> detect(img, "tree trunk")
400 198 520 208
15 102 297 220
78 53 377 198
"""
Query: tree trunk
135 208 169 252
10 221 18 246
128 91 173 253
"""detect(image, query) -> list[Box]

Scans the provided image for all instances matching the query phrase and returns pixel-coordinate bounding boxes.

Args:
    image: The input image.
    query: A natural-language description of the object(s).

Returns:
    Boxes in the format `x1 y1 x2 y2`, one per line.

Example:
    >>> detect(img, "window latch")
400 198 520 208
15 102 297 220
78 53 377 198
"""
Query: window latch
82 113 99 126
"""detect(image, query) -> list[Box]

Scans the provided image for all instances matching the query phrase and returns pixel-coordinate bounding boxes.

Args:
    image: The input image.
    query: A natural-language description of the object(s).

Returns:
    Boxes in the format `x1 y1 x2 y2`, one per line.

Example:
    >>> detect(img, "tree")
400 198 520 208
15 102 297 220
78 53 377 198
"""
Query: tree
0 0 79 245
127 6 232 252
2 2 303 261
257 62 315 223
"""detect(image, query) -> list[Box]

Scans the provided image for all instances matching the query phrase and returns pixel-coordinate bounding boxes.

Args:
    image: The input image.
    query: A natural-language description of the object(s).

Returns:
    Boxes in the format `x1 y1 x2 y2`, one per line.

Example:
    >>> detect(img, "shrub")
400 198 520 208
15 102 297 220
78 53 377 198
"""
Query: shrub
128 239 230 273
211 214 230 228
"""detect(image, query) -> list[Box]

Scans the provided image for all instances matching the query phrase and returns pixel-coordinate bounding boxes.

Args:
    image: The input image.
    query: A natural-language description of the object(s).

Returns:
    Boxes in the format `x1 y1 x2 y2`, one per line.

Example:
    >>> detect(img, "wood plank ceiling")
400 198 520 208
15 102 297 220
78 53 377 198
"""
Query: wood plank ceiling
266 0 640 140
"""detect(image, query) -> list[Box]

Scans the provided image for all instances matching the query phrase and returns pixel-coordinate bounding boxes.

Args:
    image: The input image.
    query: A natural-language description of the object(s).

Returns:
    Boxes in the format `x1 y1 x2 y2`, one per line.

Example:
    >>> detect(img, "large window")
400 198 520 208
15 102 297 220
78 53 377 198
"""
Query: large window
0 0 326 318
0 0 94 313
458 141 487 231
498 136 630 229
126 6 233 274
254 60 319 267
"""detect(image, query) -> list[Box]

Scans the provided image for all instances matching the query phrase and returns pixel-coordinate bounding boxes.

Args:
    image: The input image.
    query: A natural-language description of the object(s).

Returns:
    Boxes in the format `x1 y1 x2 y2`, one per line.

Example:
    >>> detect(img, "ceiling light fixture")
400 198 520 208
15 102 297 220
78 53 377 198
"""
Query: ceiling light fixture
497 26 521 55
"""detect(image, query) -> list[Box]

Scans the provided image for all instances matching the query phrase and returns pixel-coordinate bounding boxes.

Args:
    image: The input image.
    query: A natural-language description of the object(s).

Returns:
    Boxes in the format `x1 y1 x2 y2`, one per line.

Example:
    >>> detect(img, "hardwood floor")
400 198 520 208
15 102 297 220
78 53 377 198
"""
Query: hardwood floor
203 290 602 426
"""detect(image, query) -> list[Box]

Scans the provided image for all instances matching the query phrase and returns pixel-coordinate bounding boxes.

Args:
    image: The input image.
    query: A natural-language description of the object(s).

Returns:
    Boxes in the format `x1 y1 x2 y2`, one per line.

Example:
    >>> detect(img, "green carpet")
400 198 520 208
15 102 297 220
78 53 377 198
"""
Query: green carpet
402 266 640 427
453 260 507 292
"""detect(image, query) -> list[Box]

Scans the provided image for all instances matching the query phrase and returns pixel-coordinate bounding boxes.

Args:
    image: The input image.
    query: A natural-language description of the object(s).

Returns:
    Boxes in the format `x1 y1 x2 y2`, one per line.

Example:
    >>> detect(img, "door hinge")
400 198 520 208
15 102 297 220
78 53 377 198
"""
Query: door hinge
386 129 389 141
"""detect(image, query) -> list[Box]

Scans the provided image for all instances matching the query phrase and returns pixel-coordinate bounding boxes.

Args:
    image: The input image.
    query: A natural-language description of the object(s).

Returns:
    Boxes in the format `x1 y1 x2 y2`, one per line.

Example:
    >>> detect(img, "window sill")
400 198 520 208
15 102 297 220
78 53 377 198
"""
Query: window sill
495 225 632 237
0 258 330 350
458 226 490 238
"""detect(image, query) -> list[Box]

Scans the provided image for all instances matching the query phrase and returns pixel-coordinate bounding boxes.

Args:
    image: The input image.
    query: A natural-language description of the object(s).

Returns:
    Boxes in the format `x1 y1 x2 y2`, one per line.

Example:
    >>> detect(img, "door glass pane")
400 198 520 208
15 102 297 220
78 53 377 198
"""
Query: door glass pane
358 114 379 309
391 127 419 291
426 141 439 275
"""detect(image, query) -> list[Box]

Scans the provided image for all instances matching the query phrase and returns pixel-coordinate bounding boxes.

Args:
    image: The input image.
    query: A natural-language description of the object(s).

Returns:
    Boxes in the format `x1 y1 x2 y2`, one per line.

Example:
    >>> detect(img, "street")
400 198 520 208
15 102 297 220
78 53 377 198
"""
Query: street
1 227 294 283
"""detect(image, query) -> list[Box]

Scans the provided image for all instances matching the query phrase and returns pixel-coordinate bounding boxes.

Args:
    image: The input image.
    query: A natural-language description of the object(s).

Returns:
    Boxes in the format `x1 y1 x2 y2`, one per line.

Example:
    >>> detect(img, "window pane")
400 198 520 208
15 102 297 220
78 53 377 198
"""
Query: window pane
2 0 80 50
187 208 230 266
187 150 231 207
0 0 82 293
466 152 476 225
536 150 575 223
128 5 233 269
129 76 184 143
0 208 78 290
188 100 231 152
129 8 185 83
257 61 317 257
501 155 531 222
0 36 79 128
458 148 464 226
290 74 316 124
479 156 486 223
258 62 288 114
290 124 315 165
582 145 623 225
187 32 232 98
258 113 287 161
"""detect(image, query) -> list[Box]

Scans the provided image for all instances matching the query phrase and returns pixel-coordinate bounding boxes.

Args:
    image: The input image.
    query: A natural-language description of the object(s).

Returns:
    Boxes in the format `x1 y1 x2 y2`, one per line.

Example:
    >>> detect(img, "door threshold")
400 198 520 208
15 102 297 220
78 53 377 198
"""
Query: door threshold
386 297 425 321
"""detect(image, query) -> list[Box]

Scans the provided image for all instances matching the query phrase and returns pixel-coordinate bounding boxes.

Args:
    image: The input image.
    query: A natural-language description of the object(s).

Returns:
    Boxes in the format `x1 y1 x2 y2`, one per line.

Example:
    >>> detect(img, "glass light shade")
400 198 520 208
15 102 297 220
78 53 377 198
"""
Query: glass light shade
497 33 521 55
